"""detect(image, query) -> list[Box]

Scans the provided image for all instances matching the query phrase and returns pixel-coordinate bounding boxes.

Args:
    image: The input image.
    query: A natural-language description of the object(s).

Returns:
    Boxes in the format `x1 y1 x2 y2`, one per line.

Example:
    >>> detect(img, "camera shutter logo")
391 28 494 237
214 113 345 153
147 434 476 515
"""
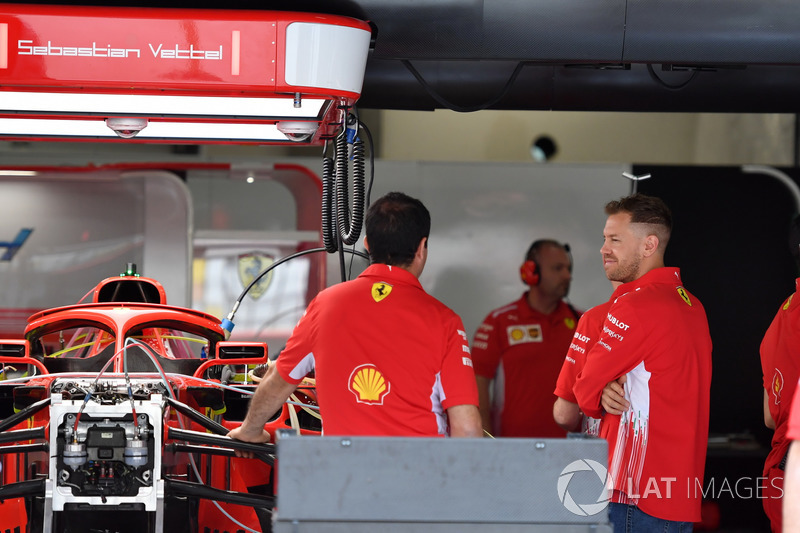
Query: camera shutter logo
557 459 613 516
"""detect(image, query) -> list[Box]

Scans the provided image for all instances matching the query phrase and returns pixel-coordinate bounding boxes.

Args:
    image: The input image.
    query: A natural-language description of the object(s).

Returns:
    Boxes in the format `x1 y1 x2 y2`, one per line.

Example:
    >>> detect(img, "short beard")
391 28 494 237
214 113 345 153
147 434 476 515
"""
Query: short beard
606 257 641 284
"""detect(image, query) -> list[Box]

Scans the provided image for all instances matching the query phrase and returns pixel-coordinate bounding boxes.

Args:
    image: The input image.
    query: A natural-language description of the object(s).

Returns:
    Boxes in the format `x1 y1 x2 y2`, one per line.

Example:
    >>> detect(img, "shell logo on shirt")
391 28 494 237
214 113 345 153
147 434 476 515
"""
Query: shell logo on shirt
564 317 576 330
784 293 794 311
772 369 784 405
676 286 692 306
371 282 393 302
507 324 543 345
349 364 391 404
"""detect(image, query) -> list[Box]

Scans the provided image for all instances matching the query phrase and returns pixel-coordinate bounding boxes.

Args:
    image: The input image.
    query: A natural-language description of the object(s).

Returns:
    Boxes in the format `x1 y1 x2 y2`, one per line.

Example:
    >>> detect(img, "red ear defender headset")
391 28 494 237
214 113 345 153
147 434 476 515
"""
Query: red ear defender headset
520 259 540 286
519 241 571 286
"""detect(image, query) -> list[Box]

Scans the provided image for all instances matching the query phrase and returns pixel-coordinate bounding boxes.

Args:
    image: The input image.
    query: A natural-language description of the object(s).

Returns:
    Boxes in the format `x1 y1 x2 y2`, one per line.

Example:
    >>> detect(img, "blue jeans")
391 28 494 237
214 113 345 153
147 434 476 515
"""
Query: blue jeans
609 503 693 533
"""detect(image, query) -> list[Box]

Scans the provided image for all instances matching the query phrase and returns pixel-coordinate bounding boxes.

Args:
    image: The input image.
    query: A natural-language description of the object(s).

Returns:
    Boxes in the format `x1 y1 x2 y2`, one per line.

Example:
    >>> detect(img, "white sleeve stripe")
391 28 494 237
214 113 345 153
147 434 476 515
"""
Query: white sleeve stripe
429 372 447 435
288 352 315 380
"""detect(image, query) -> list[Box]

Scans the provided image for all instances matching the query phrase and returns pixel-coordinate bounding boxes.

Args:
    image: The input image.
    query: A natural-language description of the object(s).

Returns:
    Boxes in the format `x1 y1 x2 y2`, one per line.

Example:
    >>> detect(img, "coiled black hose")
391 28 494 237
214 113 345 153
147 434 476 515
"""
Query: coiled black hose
334 130 365 246
321 155 338 253
321 122 366 249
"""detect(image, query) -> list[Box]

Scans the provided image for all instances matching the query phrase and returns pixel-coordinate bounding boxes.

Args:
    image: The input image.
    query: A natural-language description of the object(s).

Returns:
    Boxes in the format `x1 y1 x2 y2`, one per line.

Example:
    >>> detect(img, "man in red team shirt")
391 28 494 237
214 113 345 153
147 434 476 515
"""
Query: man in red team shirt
783 381 800 531
472 239 579 437
574 194 712 532
228 192 482 444
553 281 620 434
761 215 800 532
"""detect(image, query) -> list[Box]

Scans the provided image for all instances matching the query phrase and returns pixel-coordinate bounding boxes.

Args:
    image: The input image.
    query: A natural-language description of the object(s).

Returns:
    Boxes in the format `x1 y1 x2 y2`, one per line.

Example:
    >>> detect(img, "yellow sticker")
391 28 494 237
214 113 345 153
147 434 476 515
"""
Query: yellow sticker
507 325 543 345
676 286 692 306
349 364 390 404
372 282 393 302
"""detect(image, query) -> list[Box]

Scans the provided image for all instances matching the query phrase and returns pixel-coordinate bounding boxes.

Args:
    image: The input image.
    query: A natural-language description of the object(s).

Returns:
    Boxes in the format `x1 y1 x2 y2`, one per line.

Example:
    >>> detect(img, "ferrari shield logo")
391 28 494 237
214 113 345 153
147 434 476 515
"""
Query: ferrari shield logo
371 282 392 302
238 252 275 300
676 286 692 306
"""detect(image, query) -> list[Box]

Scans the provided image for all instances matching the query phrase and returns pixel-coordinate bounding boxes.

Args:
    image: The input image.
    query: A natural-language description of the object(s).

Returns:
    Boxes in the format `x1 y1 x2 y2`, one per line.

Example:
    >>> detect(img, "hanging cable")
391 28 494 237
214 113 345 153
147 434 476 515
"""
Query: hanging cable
321 153 338 253
334 113 365 246
221 247 369 338
402 59 528 112
339 118 376 281
318 110 367 283
321 113 366 251
358 119 376 208
330 131 349 282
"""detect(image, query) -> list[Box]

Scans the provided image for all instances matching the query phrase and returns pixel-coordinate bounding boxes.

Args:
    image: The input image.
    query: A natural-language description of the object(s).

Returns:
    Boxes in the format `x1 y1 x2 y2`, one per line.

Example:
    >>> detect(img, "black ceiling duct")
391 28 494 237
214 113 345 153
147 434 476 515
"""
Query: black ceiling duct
353 0 800 112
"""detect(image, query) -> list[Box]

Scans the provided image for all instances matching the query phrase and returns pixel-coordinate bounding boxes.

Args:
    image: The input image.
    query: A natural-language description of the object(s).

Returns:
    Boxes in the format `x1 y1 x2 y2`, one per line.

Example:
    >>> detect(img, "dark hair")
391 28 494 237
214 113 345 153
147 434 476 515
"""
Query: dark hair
605 193 673 249
365 192 431 266
524 239 567 263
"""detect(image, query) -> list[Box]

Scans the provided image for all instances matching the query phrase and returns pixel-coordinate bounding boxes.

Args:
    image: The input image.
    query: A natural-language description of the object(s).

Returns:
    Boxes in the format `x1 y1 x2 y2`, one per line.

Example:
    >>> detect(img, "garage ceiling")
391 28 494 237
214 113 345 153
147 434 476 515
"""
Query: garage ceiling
7 0 800 113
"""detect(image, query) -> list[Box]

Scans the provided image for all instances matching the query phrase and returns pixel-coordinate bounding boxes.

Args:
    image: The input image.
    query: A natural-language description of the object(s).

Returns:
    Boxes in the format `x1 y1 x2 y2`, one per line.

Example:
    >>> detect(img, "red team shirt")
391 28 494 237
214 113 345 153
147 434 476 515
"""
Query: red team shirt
787 367 800 440
554 299 613 436
574 267 713 523
761 278 800 530
471 294 578 437
275 263 479 436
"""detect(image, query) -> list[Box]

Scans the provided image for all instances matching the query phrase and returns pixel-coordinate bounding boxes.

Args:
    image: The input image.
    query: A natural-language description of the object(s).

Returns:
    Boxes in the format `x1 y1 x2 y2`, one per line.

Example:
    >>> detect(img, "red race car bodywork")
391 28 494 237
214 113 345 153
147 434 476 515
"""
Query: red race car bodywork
0 268 318 533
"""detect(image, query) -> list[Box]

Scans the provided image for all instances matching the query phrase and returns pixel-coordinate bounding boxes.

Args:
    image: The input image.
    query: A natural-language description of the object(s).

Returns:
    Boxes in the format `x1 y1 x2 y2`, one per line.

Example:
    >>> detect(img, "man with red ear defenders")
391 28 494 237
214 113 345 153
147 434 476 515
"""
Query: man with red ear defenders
471 239 580 437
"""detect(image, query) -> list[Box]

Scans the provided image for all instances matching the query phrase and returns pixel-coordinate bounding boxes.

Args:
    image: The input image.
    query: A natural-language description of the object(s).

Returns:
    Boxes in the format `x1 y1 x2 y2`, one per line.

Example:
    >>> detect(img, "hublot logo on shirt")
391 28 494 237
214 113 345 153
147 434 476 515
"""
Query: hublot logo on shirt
606 313 630 331
574 332 590 343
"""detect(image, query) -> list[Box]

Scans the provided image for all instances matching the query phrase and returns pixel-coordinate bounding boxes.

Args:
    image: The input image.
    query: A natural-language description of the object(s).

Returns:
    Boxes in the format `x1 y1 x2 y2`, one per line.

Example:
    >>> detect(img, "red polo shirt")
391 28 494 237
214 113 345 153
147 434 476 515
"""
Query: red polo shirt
574 267 712 523
762 279 800 464
472 293 578 437
787 372 800 440
554 299 613 404
554 299 613 436
276 263 478 436
761 279 800 530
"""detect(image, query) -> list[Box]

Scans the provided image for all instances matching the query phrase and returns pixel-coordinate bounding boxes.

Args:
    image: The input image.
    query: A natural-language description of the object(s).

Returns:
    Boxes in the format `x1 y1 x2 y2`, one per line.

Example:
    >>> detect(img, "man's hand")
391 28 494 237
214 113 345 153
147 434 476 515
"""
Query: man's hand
226 365 298 458
601 375 630 415
227 425 271 459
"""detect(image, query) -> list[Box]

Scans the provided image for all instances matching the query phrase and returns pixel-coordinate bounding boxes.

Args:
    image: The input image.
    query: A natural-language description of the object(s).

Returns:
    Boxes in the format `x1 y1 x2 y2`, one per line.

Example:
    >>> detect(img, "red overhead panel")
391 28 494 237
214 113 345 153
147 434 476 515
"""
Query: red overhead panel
0 4 373 144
